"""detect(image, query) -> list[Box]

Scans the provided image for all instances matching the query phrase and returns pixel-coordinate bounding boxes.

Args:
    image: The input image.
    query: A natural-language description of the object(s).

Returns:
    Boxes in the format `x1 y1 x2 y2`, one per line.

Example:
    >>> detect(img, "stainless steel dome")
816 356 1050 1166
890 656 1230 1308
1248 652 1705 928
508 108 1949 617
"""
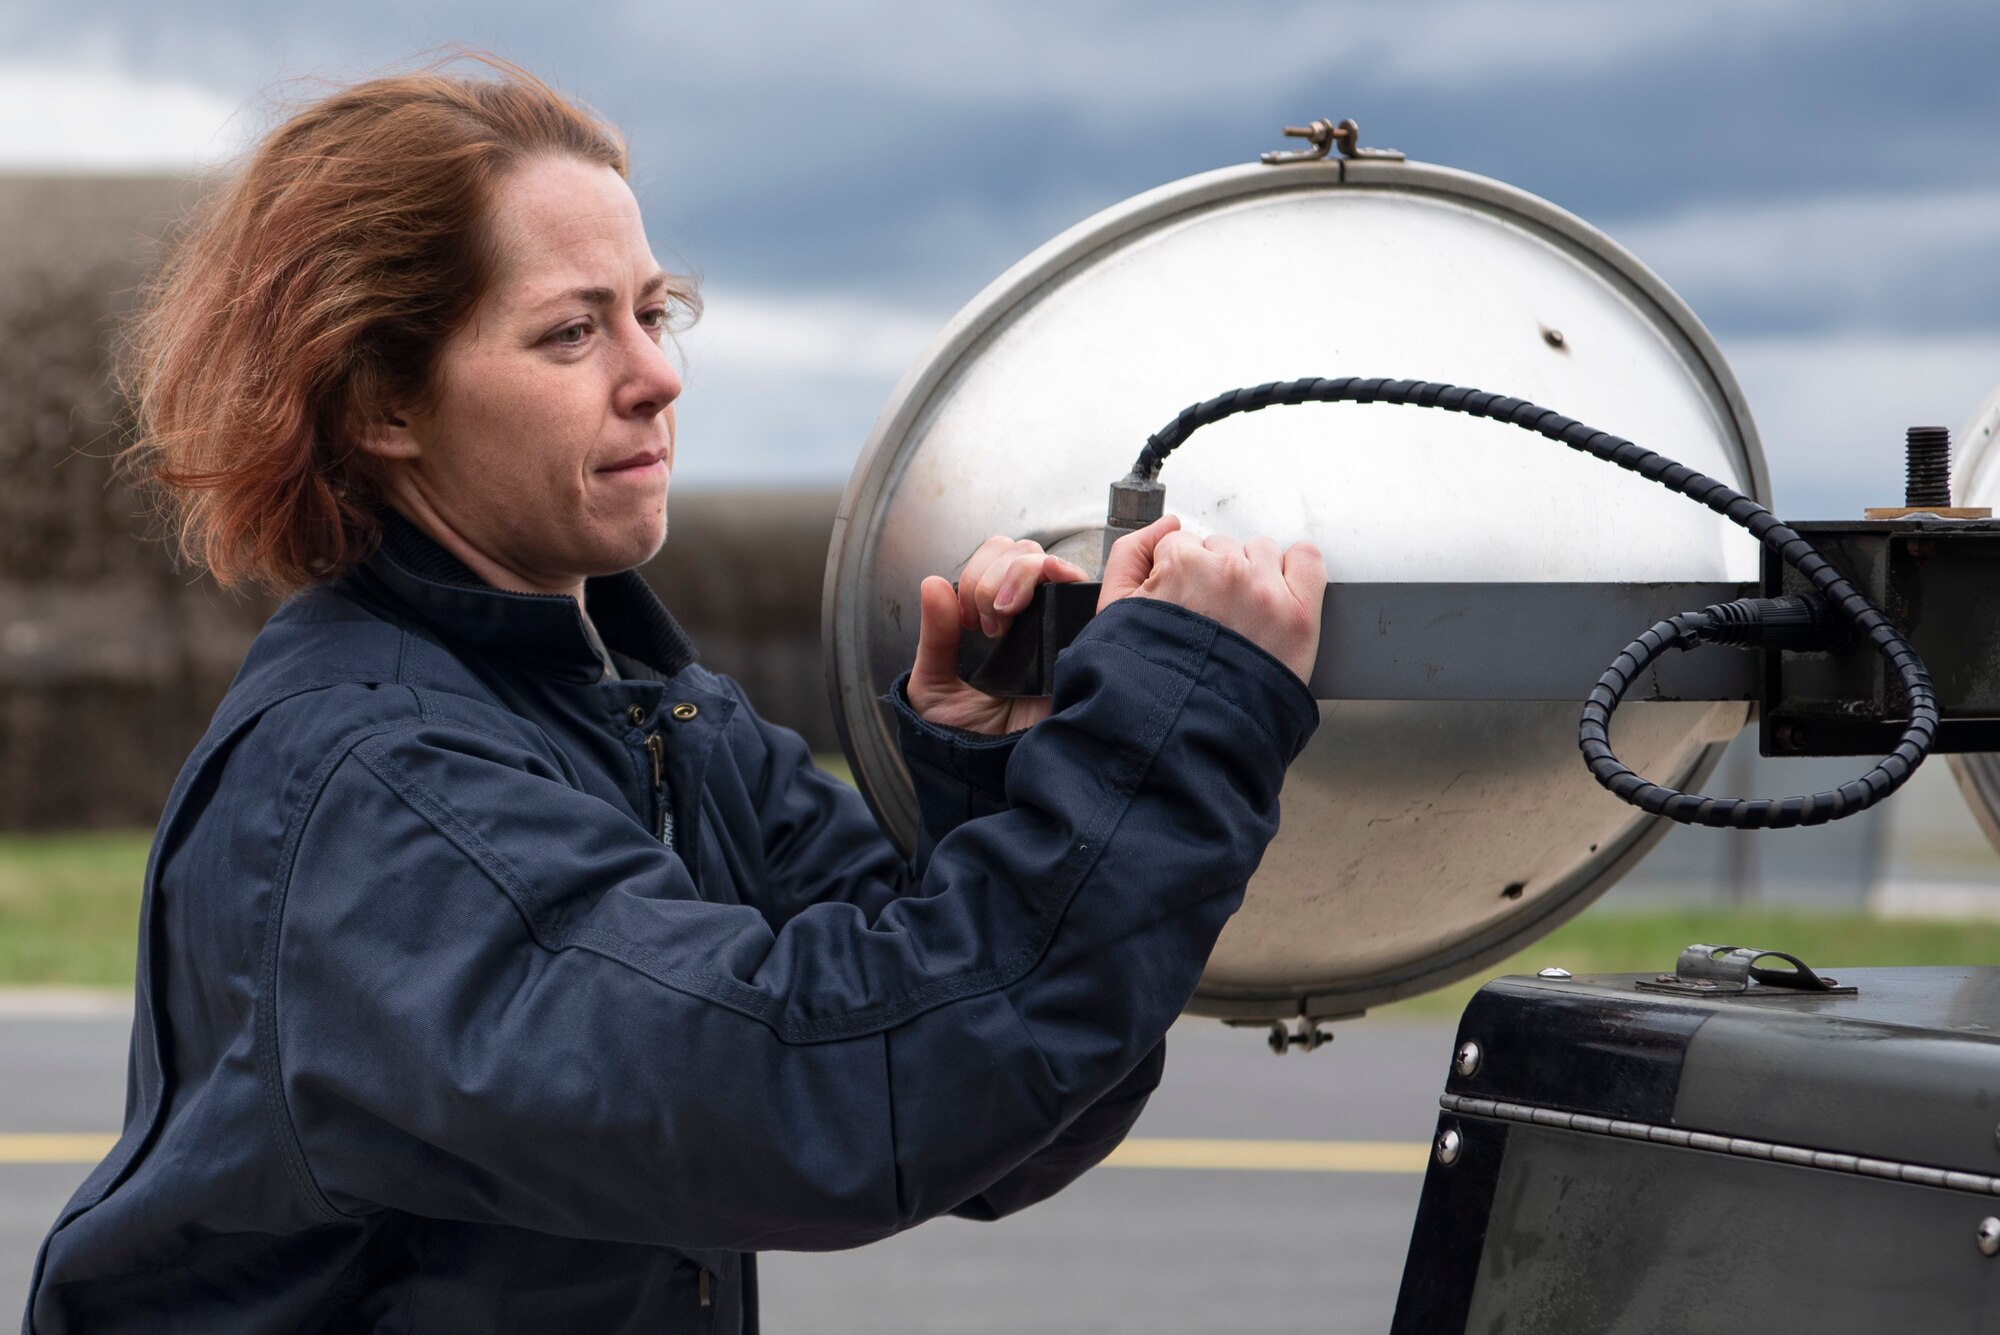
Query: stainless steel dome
824 145 1765 1019
1945 381 2000 851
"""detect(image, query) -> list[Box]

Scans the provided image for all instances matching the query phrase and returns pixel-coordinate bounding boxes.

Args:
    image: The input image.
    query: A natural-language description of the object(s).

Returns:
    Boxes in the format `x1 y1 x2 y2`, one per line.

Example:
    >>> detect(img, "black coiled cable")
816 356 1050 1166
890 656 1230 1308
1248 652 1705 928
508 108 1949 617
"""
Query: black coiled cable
1128 376 1938 830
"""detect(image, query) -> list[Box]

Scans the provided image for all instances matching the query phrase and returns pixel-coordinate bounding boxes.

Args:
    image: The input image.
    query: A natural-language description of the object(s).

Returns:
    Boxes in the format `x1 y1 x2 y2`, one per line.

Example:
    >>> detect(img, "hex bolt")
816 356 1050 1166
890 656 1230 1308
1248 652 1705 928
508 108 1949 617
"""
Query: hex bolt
1979 1217 2000 1258
1454 1041 1482 1078
1906 426 1952 509
1435 1127 1462 1167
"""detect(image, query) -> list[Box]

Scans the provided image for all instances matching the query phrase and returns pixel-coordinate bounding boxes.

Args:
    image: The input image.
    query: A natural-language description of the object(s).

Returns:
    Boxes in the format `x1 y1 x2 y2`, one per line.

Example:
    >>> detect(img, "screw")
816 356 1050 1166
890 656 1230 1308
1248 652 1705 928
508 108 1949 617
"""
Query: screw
1537 967 1572 980
1455 1042 1482 1078
1542 327 1566 349
1979 1217 2000 1257
1905 426 1952 509
1436 1127 1462 1167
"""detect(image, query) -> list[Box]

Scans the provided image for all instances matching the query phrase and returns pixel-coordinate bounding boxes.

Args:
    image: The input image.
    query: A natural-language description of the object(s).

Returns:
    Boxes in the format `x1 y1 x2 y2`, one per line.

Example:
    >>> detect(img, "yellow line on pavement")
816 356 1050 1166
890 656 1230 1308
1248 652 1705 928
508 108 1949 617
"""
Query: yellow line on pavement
1104 1138 1428 1174
0 1133 117 1164
0 1134 1431 1174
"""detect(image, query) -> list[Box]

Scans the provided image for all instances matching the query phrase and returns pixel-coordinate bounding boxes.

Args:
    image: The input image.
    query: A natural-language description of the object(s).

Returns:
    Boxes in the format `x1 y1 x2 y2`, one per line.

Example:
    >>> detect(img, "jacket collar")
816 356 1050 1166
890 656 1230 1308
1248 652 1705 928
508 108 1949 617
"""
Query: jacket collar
350 511 698 683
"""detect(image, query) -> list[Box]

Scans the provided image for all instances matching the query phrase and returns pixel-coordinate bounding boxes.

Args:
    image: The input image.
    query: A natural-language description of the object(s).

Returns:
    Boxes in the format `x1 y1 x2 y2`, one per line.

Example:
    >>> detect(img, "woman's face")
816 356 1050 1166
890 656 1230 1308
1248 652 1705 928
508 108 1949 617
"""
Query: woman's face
368 155 684 598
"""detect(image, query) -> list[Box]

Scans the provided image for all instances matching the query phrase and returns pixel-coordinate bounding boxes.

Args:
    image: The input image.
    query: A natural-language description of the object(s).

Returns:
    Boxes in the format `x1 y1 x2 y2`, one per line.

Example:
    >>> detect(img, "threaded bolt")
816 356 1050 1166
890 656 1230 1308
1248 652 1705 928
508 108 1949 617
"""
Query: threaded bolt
1906 426 1952 509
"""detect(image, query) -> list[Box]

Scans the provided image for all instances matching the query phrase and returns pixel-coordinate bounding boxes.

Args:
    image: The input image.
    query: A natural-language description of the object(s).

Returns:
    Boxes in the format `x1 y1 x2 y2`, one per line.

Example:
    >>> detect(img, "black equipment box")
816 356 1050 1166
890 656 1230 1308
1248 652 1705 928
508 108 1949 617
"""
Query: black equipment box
1392 957 2000 1332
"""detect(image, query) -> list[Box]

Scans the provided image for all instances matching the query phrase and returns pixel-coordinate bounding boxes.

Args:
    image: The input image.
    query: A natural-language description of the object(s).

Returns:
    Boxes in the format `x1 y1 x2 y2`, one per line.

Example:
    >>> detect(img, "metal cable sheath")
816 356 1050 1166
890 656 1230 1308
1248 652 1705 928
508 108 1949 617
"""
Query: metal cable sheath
1130 376 1938 829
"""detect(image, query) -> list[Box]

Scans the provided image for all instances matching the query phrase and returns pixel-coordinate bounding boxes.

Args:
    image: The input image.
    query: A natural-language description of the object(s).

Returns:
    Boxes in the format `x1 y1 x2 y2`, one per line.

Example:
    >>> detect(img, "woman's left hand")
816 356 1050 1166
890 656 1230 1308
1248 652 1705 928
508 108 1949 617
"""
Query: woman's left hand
907 536 1090 734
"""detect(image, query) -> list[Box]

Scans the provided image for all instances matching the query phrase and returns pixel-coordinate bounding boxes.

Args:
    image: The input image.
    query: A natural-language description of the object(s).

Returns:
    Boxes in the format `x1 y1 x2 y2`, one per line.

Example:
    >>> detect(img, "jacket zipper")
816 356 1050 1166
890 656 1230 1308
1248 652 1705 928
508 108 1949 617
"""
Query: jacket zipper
644 732 674 849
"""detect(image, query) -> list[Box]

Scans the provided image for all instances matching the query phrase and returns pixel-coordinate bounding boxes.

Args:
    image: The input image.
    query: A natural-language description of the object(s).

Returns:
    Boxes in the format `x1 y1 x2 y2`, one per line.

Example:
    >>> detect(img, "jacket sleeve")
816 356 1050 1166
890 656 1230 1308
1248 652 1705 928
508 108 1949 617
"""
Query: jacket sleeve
269 598 1317 1252
723 675 1021 933
948 1037 1165 1221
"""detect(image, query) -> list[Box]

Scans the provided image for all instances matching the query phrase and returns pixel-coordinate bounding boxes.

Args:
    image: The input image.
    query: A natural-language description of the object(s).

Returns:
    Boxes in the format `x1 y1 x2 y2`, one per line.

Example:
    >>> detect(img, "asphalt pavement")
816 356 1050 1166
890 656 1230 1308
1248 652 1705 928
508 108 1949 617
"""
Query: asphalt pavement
1 994 1456 1333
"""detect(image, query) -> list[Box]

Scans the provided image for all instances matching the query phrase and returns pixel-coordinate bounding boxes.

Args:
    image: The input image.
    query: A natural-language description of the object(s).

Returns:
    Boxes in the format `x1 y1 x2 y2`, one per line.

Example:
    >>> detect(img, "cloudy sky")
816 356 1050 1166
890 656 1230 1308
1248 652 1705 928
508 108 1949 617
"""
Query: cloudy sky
2 0 1997 516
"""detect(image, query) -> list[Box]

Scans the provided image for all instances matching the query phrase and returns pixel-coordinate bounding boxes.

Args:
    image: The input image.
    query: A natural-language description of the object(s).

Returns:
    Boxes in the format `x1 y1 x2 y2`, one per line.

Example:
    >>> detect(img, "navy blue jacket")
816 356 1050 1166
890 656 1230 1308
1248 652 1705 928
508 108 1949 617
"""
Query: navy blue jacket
25 518 1317 1333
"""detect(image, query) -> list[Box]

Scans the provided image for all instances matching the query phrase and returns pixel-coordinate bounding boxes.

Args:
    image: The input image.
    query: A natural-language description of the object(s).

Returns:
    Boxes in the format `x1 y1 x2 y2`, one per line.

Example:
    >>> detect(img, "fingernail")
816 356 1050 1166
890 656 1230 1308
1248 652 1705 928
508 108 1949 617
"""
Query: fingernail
997 578 1019 611
982 614 999 637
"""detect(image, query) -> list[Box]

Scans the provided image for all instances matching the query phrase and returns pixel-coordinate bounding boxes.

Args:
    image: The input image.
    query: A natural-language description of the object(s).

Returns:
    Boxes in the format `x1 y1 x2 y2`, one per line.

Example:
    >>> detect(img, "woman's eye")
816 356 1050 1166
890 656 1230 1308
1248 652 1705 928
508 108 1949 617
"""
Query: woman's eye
550 321 592 347
637 307 669 338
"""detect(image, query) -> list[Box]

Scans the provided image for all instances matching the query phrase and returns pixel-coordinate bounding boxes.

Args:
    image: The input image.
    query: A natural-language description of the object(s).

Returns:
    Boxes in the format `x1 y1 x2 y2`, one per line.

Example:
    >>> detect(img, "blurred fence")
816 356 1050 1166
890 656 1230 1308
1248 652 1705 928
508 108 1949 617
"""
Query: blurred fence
0 173 843 830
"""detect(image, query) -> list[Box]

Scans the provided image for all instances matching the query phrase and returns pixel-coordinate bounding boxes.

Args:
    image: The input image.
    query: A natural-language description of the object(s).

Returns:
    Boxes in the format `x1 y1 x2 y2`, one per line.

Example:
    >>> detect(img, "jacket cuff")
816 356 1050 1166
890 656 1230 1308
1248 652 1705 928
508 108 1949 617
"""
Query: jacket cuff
886 674 1021 805
1075 599 1320 762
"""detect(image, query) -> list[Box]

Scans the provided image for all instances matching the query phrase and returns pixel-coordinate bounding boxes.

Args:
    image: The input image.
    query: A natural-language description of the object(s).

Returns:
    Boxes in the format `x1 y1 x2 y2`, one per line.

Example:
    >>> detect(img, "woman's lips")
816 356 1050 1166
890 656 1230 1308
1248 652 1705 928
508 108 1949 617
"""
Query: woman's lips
598 449 666 475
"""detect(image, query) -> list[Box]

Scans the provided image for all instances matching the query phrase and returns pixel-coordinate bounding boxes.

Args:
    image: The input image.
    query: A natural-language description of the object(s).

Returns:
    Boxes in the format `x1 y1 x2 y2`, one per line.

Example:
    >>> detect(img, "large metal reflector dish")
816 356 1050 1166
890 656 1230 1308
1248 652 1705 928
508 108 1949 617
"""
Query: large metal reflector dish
824 152 1764 1019
1946 383 2000 847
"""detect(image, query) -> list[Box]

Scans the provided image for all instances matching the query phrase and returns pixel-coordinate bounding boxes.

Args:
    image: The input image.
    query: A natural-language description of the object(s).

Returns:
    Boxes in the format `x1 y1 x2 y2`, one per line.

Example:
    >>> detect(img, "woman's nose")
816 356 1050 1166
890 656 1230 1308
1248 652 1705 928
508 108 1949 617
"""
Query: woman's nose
618 325 683 420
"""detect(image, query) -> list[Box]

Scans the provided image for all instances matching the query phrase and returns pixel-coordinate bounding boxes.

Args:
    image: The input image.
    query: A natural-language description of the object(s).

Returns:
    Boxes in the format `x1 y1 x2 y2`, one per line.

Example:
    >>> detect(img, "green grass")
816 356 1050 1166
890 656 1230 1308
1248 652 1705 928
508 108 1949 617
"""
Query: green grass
0 830 153 986
8 825 2000 1004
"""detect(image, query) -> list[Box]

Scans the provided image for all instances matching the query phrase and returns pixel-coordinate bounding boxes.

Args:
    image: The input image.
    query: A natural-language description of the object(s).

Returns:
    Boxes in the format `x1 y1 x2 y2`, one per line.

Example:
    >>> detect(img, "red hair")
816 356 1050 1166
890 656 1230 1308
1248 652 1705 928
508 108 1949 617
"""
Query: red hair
125 54 693 591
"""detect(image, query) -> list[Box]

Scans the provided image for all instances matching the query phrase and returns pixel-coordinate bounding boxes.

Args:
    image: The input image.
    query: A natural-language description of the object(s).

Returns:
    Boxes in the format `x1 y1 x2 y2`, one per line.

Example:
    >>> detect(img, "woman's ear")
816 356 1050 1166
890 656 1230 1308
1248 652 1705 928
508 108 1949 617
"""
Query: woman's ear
357 410 423 462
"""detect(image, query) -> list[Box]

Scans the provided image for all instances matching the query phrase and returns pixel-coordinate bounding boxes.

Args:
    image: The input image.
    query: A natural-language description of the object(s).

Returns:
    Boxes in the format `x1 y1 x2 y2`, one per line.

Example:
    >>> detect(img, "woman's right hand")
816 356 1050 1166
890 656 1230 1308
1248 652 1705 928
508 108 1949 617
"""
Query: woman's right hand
1100 515 1326 686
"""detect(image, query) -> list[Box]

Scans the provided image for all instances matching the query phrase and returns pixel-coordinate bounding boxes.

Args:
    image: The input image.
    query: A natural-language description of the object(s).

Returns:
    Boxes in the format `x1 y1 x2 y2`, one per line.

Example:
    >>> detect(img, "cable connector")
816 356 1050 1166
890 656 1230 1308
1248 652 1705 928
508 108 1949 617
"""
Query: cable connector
1102 471 1167 571
1686 596 1844 652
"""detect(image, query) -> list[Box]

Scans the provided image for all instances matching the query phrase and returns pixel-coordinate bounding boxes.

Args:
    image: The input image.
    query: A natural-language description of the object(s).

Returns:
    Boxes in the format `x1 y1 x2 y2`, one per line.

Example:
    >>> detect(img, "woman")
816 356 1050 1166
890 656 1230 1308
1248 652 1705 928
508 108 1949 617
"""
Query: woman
27 59 1324 1333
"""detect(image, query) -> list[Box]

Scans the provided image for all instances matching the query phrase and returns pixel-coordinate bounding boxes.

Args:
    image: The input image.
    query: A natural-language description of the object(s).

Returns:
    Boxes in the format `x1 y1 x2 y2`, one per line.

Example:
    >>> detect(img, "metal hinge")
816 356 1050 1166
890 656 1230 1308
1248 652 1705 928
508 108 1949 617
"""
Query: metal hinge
1635 943 1856 998
1260 117 1405 165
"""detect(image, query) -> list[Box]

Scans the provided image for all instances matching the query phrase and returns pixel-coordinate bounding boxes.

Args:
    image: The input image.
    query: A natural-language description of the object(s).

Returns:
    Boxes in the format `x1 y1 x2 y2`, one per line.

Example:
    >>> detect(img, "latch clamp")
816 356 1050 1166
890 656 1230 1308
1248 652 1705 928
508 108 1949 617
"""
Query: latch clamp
1634 943 1857 998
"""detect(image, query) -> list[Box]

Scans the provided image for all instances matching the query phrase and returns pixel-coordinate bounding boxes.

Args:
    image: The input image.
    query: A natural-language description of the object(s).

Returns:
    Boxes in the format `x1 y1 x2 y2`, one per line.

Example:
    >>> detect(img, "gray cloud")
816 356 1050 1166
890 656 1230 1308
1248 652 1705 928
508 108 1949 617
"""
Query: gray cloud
1620 189 2000 336
10 0 2000 304
6 0 2000 492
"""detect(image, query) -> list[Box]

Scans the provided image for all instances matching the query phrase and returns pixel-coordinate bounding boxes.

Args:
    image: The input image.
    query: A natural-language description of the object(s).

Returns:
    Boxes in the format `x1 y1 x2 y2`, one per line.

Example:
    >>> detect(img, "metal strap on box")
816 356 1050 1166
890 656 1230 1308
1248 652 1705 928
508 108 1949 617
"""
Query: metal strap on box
1439 1093 2000 1196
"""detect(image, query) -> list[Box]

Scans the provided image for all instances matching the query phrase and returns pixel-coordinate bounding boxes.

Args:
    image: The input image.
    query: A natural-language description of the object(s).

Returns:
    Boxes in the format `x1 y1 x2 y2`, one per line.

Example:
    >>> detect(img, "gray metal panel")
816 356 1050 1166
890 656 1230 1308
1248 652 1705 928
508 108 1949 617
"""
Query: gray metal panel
1672 970 2000 1176
1313 582 1755 701
1453 966 2000 1174
1453 1120 2000 1333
